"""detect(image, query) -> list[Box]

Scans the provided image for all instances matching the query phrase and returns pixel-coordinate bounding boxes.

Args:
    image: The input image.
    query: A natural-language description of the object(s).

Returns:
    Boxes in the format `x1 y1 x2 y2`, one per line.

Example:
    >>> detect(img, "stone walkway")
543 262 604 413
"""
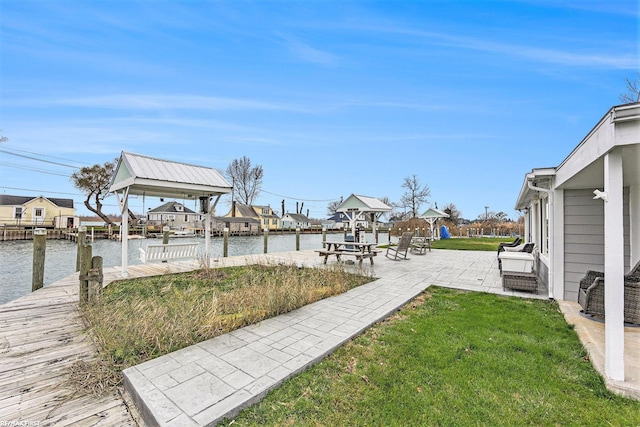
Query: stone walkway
123 249 549 426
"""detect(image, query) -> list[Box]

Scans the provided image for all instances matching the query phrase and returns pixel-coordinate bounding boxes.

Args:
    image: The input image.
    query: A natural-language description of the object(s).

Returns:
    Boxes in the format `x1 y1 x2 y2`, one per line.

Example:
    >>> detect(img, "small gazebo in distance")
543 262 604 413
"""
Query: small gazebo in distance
335 194 392 243
420 207 450 239
109 151 233 276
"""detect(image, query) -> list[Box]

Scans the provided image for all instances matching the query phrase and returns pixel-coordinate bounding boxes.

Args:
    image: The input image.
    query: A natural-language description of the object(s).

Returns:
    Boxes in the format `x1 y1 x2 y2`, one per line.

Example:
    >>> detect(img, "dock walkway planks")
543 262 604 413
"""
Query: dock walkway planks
0 252 315 426
0 259 206 425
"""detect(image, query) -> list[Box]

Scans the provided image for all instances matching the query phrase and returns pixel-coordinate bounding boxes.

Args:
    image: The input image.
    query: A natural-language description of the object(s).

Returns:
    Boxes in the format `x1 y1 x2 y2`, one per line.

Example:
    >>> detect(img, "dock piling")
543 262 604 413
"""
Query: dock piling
32 228 47 292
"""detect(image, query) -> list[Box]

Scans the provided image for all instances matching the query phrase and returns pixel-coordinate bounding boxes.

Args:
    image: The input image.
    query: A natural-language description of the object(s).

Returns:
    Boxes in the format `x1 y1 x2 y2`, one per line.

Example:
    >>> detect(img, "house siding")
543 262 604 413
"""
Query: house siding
563 188 630 301
563 189 604 302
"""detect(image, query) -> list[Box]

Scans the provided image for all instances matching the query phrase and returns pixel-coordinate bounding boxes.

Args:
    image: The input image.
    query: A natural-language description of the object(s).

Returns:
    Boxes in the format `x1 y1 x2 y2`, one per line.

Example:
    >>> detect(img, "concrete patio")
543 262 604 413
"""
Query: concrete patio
120 247 640 426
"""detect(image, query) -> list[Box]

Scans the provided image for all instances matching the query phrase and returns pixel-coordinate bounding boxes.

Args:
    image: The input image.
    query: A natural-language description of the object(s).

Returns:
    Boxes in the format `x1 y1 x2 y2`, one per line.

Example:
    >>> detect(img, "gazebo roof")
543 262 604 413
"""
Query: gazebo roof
420 207 450 219
109 151 232 199
336 194 392 213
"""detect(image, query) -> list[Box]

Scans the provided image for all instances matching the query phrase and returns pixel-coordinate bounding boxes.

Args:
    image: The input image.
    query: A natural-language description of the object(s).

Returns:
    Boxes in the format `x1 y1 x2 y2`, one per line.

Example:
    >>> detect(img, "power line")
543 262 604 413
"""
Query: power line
0 146 87 166
0 161 72 177
0 149 79 168
0 185 83 196
261 189 341 202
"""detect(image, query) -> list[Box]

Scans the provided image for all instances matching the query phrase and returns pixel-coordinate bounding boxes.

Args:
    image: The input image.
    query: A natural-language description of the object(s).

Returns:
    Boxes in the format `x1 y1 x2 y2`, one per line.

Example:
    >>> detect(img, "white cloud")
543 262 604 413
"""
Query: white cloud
277 33 339 66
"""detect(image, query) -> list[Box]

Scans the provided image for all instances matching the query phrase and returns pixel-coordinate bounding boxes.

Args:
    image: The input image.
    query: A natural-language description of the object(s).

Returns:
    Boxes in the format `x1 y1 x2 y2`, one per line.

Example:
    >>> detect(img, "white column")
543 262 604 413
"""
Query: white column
552 188 564 300
604 150 625 381
121 192 129 277
630 184 640 267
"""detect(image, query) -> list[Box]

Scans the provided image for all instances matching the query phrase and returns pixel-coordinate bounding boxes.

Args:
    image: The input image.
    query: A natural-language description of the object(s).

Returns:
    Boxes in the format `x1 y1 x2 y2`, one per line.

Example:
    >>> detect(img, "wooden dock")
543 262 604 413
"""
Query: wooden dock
0 260 205 425
0 252 324 426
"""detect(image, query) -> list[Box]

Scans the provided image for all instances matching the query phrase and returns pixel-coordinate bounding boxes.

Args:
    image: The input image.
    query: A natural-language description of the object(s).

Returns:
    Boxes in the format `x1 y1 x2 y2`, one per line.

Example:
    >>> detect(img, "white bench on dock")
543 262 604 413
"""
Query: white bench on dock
139 243 199 263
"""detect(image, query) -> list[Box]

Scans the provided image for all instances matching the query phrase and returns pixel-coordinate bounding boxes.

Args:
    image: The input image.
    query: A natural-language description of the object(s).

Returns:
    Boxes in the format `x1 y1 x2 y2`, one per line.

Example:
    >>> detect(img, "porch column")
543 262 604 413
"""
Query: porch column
604 150 625 381
552 188 564 300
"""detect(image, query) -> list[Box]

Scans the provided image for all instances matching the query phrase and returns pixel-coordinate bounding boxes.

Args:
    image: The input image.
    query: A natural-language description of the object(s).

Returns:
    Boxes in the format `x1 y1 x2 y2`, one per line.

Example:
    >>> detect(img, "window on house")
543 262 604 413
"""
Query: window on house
539 197 549 255
262 208 269 215
272 219 277 225
14 207 23 219
264 219 268 226
244 222 249 228
34 208 44 218
185 215 188 222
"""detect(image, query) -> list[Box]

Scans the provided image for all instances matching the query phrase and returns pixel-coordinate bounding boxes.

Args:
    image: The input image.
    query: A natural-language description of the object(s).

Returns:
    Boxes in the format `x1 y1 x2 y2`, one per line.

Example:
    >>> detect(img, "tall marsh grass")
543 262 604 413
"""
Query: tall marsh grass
75 263 372 393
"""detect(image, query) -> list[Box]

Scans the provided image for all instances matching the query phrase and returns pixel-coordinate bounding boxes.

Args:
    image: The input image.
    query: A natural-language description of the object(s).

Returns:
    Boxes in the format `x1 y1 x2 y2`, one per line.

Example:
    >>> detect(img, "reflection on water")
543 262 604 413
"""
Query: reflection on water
0 233 390 305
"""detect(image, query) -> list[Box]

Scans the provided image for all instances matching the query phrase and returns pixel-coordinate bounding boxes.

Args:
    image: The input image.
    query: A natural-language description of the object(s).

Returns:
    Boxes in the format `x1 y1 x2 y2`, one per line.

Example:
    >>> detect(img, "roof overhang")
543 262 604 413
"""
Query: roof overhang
109 151 233 199
515 168 556 210
419 207 450 219
336 194 393 214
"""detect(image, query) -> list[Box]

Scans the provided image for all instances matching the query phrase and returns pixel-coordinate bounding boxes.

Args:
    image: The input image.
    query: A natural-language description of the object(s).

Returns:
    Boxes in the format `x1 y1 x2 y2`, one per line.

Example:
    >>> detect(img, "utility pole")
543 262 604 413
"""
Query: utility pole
485 206 489 221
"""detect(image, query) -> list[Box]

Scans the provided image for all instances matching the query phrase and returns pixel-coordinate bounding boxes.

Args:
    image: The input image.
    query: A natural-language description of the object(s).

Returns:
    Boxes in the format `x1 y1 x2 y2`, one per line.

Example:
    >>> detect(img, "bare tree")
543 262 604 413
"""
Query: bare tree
327 197 343 216
400 174 431 218
226 156 264 205
443 202 461 225
620 73 640 104
71 159 116 225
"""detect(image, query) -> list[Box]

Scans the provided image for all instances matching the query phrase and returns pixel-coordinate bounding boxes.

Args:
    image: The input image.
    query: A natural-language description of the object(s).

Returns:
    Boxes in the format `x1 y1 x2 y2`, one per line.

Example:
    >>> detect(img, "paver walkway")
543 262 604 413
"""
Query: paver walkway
123 249 548 426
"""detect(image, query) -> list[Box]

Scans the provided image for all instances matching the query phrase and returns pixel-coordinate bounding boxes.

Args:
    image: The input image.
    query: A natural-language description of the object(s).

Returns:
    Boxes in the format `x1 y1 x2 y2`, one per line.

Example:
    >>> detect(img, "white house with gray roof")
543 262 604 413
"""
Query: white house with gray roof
514 102 640 384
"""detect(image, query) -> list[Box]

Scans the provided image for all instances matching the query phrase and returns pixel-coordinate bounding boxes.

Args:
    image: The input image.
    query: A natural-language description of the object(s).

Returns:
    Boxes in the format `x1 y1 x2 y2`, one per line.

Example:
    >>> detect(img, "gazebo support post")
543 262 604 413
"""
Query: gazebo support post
204 195 221 268
115 188 130 277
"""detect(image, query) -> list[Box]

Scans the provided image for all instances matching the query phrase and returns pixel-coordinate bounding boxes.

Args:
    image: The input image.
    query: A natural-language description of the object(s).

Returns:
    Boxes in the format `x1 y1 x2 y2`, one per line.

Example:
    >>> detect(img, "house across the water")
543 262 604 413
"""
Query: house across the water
0 195 78 228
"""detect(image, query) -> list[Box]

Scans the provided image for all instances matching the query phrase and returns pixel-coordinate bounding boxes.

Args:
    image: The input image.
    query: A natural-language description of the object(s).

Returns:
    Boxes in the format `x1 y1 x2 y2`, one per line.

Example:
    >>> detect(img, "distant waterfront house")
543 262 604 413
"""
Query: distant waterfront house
224 202 281 230
281 213 311 229
147 201 203 229
0 195 77 228
514 102 640 383
326 212 350 229
211 216 261 235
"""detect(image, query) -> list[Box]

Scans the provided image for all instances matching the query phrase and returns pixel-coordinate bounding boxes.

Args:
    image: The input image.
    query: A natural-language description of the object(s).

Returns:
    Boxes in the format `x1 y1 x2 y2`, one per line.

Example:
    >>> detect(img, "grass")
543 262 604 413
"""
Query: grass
220 287 640 426
430 236 514 251
75 263 372 393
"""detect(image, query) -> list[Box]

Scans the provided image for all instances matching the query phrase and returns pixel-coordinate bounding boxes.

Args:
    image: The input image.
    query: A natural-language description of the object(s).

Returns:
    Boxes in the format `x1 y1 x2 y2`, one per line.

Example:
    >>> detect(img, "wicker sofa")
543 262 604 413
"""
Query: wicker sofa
578 261 640 325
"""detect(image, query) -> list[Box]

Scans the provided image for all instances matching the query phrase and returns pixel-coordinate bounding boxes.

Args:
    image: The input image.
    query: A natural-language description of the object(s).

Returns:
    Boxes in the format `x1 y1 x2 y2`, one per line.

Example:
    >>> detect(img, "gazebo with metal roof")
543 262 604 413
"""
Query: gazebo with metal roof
335 194 392 243
420 207 450 239
109 151 233 276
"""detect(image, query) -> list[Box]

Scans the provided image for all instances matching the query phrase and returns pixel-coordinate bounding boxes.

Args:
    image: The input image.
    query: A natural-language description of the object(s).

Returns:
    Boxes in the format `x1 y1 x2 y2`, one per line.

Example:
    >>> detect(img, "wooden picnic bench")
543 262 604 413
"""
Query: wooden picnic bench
316 241 378 266
139 242 199 263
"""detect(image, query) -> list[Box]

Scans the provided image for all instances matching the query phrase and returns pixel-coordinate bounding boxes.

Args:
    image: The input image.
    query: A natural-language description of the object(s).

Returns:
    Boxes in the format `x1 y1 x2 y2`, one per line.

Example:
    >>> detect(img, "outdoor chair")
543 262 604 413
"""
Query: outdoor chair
578 260 640 324
498 242 534 272
497 237 522 256
410 236 431 255
386 232 414 261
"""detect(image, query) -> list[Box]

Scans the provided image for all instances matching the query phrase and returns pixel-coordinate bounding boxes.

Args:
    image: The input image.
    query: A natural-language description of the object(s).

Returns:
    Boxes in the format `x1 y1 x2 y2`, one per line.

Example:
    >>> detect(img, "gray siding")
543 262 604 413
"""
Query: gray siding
563 188 630 302
563 189 604 302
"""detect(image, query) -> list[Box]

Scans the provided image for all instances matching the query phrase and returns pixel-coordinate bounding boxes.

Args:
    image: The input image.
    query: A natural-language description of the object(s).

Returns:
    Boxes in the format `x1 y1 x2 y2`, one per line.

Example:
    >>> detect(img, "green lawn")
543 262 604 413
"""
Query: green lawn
431 236 515 251
221 287 640 426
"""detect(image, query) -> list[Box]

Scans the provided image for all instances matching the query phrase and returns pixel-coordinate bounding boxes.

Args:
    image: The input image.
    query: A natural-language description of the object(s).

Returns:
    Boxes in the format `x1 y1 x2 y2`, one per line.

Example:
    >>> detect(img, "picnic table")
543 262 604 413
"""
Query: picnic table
316 241 379 265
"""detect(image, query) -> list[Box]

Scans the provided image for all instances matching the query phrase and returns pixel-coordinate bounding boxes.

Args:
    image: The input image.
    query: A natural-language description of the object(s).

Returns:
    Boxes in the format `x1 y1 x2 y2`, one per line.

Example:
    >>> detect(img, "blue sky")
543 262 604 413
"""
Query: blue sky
1 0 638 221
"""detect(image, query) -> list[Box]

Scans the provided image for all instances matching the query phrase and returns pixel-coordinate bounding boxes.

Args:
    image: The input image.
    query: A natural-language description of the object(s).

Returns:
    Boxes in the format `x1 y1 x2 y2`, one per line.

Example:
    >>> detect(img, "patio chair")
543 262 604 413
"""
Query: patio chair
497 237 522 256
386 232 414 260
578 260 640 324
498 242 534 272
410 236 431 255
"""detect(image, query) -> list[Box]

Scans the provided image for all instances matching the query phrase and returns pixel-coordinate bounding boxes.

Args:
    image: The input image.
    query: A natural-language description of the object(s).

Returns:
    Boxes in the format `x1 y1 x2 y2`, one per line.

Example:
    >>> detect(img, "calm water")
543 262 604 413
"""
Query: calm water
0 232 390 305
